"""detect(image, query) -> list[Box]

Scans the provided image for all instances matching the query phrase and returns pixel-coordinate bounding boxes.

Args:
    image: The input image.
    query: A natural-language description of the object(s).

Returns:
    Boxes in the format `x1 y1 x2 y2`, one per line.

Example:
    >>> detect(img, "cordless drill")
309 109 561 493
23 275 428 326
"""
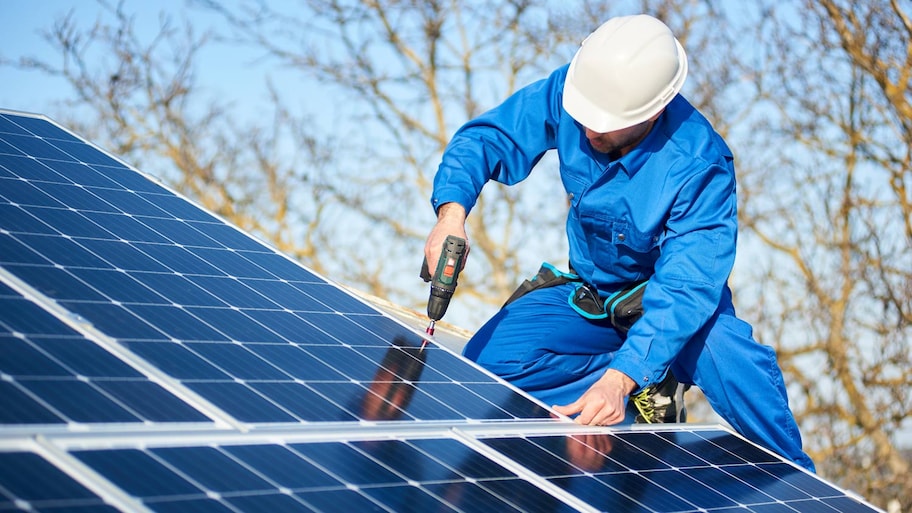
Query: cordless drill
420 235 467 338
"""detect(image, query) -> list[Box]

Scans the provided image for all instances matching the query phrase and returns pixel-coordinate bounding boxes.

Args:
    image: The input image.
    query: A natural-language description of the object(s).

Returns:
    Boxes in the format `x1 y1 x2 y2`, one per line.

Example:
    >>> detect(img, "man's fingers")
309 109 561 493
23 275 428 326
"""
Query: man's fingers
555 397 626 426
552 401 582 418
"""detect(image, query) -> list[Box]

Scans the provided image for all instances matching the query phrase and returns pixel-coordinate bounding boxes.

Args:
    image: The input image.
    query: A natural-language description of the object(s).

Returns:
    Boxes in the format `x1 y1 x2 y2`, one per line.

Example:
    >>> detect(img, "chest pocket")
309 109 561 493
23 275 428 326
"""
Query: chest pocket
579 214 661 281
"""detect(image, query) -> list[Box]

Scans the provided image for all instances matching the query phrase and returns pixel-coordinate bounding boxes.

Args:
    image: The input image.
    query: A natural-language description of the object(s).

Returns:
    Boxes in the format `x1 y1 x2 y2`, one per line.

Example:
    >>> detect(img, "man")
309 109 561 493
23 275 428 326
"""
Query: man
423 14 814 472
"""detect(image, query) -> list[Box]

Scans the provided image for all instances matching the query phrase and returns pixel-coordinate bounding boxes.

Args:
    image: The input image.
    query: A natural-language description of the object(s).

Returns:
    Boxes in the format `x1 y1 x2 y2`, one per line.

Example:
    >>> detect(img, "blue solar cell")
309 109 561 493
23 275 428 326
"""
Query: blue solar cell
124 341 232 379
479 477 570 513
184 247 274 279
79 239 172 271
60 301 168 339
0 296 78 336
4 265 106 301
0 138 24 155
0 114 32 135
187 342 290 378
646 469 737 509
133 243 225 274
249 382 359 422
3 134 71 160
247 313 338 344
0 177 66 207
244 343 343 379
93 381 210 422
697 428 782 464
0 112 884 513
30 182 120 213
137 216 224 246
360 483 458 512
154 446 276 492
0 203 57 234
75 449 203 496
1 133 74 160
0 382 65 423
0 335 71 376
125 304 229 341
415 383 526 420
567 432 669 471
68 268 169 303
238 282 331 311
129 272 225 306
183 275 277 308
93 189 174 217
81 212 173 243
301 313 390 347
296 282 380 313
291 382 366 421
51 139 126 167
2 155 71 182
3 114 81 141
293 442 403 485
295 489 388 513
408 347 498 383
239 253 324 283
226 444 343 488
422 481 527 512
40 160 124 188
185 382 298 422
32 337 143 378
187 222 268 252
0 233 51 265
25 207 118 239
14 233 111 267
0 452 99 502
227 493 321 512
19 380 141 423
618 431 709 468
98 169 172 195
655 429 747 466
146 193 221 222
185 308 283 342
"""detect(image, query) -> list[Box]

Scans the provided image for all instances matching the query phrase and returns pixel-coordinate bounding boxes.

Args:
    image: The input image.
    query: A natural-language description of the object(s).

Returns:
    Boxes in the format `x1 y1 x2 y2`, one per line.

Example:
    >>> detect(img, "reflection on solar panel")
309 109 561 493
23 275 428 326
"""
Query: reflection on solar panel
0 109 881 512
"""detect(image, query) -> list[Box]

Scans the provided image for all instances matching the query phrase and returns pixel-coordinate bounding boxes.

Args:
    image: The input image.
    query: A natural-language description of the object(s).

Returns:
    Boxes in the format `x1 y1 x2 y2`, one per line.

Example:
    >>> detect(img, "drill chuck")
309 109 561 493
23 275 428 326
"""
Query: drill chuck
427 287 453 321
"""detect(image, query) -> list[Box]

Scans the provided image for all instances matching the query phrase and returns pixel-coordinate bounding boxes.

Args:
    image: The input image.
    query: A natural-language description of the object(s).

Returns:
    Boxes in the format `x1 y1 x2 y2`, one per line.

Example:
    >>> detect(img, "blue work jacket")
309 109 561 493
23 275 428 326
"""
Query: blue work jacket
431 64 738 388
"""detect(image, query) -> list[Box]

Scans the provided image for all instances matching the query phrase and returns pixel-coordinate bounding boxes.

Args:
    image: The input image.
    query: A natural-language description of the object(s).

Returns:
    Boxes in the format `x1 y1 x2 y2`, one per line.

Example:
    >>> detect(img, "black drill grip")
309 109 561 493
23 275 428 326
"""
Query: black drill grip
421 235 466 321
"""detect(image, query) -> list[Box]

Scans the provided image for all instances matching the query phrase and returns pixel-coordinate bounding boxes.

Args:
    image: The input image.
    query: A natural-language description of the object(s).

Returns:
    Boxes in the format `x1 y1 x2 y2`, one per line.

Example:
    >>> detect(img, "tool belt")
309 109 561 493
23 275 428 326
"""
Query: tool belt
503 263 648 335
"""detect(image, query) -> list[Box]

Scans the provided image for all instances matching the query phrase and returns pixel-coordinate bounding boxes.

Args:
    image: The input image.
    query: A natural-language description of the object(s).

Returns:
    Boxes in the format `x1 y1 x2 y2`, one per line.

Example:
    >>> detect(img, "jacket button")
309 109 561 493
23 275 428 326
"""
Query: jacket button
617 233 626 241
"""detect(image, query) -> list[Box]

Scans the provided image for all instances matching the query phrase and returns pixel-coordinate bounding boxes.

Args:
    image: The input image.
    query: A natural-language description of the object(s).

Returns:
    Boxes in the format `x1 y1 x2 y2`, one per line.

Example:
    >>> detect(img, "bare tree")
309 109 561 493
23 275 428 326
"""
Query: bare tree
8 0 910 506
3 1 347 278
733 0 911 505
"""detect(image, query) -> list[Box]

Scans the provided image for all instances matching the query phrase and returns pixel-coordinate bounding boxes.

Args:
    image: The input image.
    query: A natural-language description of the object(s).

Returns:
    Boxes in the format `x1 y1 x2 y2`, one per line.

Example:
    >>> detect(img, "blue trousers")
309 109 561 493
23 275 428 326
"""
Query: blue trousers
463 283 815 472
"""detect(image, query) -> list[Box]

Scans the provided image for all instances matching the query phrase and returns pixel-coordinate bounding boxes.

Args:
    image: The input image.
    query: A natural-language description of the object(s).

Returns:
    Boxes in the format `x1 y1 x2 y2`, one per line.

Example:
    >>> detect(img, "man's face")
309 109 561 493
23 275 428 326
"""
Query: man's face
584 119 654 157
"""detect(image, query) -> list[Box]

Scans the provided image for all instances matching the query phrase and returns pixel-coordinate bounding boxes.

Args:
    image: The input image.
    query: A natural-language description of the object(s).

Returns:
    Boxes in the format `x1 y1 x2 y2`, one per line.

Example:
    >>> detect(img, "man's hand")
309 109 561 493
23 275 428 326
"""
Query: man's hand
552 369 637 426
424 202 469 269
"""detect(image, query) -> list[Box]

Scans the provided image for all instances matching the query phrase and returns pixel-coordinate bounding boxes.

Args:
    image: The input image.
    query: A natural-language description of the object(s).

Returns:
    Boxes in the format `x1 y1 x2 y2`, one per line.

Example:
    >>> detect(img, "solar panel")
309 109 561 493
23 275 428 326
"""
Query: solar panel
0 109 882 512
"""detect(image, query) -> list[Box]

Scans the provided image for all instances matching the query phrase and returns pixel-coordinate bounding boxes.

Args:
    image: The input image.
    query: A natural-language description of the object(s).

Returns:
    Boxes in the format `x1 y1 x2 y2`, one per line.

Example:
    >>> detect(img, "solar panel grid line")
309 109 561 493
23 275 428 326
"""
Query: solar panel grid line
0 109 886 513
461 426 885 513
6 437 153 513
448 427 600 513
0 110 560 426
0 266 247 431
0 417 888 511
41 428 599 513
0 109 399 320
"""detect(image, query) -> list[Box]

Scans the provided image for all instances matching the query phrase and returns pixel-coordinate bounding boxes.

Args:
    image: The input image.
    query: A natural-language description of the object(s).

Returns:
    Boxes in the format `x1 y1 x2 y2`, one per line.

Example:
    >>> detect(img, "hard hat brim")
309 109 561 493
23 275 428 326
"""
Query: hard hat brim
562 38 688 133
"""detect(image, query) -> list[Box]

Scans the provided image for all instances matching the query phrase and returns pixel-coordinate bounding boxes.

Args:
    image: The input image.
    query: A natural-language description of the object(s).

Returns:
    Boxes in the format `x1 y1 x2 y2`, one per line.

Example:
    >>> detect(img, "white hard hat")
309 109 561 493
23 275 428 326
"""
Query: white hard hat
563 15 688 133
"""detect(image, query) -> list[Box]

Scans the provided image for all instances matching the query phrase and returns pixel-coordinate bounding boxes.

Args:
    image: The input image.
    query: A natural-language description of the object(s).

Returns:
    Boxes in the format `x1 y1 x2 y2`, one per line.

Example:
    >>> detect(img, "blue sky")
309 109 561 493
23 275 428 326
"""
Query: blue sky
1 0 284 120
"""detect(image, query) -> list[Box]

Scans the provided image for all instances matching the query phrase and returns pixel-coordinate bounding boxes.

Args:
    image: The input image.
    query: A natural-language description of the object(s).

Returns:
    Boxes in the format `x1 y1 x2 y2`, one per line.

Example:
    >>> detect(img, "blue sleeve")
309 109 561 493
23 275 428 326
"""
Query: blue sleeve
431 66 568 214
608 161 739 389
